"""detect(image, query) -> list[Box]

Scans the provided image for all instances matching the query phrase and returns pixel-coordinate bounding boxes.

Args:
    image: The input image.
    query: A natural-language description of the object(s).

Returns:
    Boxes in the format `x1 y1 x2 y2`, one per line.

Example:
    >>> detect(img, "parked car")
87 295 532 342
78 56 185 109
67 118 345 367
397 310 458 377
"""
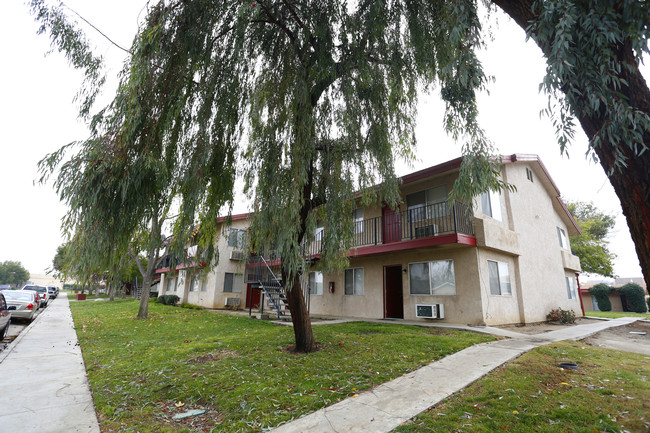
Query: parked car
21 289 43 310
0 293 12 340
47 286 58 299
1 290 37 322
21 285 50 308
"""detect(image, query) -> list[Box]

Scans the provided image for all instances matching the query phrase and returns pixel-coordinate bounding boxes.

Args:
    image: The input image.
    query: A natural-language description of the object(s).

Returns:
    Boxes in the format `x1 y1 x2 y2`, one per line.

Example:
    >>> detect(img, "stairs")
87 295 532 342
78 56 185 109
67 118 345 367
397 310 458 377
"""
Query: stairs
246 254 292 321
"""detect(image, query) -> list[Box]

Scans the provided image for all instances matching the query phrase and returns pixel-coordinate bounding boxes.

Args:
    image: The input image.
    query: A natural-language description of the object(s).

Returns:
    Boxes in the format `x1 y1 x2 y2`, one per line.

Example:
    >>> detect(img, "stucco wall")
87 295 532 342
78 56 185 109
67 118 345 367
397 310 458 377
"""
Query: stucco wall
499 163 582 322
159 219 249 308
308 245 485 324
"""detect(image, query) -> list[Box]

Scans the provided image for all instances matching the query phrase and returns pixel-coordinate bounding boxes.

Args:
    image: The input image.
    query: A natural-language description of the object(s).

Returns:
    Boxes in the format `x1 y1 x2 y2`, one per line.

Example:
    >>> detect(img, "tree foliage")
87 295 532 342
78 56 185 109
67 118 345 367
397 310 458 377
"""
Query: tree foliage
589 283 612 312
619 282 647 313
566 200 616 277
0 261 30 286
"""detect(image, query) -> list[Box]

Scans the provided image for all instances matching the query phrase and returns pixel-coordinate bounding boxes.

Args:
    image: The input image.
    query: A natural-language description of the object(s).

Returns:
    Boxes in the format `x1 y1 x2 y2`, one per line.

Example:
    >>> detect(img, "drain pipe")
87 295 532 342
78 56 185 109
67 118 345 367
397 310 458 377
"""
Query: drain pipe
577 273 585 316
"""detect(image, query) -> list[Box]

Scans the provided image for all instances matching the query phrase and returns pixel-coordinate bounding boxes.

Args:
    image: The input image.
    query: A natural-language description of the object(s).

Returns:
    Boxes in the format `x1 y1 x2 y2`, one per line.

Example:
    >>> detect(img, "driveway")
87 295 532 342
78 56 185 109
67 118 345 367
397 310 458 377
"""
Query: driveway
583 319 650 355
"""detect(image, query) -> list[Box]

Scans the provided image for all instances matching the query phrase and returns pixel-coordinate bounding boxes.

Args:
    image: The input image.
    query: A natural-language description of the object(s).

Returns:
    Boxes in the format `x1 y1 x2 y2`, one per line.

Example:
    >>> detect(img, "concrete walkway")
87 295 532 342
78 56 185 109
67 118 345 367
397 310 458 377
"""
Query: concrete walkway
269 316 639 433
0 296 100 433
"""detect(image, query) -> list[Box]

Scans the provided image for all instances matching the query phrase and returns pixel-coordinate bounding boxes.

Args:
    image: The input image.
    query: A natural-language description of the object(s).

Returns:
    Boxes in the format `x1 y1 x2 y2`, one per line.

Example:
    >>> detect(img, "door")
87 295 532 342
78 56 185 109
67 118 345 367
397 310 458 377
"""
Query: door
384 265 404 319
382 206 402 243
245 283 261 309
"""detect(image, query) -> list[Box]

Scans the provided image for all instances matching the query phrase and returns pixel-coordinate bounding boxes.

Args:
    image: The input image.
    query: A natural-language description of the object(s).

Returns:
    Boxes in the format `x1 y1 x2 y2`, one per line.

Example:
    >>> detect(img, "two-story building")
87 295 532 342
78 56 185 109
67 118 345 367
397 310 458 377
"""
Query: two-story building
157 154 582 325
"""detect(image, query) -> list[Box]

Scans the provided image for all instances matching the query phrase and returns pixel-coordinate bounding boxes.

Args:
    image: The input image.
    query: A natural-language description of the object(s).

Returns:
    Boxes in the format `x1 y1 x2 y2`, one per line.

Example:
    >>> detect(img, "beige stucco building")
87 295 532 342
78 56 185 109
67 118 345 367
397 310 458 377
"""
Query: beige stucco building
158 154 582 325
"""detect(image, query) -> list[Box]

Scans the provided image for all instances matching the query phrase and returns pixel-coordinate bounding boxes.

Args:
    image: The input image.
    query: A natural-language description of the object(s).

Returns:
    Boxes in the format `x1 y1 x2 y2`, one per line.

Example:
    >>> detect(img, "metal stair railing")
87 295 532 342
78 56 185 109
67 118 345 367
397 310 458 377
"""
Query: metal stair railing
256 255 291 321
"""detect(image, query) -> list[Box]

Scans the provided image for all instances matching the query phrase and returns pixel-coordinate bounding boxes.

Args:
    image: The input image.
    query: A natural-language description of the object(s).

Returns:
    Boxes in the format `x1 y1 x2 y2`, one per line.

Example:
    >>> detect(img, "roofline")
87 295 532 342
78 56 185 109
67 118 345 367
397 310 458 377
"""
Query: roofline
502 154 581 235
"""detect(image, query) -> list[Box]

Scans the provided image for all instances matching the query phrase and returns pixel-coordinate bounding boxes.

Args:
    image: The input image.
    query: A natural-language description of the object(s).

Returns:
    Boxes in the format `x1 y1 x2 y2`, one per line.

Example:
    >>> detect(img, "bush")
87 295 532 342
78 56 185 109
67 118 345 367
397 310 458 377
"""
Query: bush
647 296 650 312
157 295 180 306
179 303 202 310
589 283 612 311
547 307 576 324
619 283 647 313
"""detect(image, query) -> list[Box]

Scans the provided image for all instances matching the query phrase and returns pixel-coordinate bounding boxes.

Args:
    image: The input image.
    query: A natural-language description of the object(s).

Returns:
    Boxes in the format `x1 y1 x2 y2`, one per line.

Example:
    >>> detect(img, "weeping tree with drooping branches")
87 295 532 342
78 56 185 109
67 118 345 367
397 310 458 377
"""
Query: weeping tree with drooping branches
31 0 501 352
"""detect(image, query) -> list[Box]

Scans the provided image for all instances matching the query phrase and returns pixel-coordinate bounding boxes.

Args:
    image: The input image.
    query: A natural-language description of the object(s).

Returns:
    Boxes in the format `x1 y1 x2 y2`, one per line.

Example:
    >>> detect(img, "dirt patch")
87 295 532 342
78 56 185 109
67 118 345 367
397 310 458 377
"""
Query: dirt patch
583 320 650 355
155 401 224 432
497 317 602 335
282 342 325 354
187 349 238 364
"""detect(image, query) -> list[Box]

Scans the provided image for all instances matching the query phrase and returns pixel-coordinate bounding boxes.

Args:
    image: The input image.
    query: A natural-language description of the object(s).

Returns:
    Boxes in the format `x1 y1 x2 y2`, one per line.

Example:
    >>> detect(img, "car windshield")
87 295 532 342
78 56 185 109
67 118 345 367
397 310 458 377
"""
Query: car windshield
23 286 46 293
2 291 33 301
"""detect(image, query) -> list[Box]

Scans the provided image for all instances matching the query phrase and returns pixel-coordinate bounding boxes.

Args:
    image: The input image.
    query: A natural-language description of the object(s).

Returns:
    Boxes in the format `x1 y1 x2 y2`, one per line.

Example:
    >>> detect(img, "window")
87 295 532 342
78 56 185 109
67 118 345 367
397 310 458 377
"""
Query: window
228 228 247 248
526 167 534 182
166 277 175 293
353 208 364 234
557 227 569 249
480 190 502 221
344 268 364 295
189 274 201 292
309 271 323 295
224 273 243 293
406 185 448 221
566 276 576 299
487 260 512 296
409 260 456 295
200 278 207 292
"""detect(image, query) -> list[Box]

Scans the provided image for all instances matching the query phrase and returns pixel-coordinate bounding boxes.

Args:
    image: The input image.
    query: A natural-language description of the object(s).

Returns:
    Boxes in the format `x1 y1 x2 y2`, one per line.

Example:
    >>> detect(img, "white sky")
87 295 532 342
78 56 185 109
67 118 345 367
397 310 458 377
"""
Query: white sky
0 1 644 280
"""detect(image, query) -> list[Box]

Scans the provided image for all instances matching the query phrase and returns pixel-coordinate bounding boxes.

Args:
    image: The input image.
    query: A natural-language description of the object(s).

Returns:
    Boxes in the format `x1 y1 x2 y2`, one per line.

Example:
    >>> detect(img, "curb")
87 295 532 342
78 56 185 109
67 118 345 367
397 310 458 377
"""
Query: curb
0 301 50 364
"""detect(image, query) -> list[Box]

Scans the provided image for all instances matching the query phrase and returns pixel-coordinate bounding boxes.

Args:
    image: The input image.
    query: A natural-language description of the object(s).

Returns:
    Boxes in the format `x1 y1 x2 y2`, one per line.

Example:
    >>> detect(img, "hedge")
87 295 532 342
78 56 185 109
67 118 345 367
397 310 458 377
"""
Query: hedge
619 283 647 313
589 283 612 311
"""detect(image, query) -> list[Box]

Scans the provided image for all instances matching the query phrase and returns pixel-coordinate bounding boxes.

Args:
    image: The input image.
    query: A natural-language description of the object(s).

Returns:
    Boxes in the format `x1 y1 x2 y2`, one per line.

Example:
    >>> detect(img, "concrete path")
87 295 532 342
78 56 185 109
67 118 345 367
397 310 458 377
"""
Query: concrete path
0 296 100 433
269 317 638 433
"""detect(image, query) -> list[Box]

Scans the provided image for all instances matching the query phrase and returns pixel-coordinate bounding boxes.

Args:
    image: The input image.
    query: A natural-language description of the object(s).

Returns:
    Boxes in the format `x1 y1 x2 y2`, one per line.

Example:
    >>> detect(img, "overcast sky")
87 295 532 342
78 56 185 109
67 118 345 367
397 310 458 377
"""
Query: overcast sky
0 1 645 280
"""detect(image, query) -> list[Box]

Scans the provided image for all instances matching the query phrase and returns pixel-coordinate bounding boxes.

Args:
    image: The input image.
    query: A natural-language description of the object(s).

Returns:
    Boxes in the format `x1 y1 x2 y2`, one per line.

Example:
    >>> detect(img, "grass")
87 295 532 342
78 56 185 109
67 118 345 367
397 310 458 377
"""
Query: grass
586 310 650 319
70 299 495 432
66 292 110 300
395 341 650 433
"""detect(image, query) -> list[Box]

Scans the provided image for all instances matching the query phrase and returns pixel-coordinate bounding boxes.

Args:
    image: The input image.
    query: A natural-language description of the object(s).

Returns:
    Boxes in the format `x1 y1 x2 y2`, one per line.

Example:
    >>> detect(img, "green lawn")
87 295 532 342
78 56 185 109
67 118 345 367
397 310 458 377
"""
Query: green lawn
70 299 495 432
585 310 650 319
395 341 650 433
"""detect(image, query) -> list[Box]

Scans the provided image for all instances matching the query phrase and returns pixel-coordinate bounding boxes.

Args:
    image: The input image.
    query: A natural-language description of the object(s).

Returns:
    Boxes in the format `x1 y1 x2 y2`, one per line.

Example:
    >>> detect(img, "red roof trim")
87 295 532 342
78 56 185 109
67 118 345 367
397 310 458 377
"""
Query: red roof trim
399 157 463 186
175 261 207 271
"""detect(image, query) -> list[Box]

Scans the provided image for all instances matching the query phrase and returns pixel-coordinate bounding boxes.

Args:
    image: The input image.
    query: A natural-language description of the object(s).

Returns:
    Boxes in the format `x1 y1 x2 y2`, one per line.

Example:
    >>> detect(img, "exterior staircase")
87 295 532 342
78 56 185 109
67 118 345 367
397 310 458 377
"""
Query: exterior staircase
245 254 292 321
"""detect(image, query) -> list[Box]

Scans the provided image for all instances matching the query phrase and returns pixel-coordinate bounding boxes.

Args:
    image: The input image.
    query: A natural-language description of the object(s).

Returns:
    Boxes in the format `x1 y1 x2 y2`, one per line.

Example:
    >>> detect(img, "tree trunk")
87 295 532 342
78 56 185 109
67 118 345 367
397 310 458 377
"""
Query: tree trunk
137 272 151 319
283 270 315 353
492 0 650 290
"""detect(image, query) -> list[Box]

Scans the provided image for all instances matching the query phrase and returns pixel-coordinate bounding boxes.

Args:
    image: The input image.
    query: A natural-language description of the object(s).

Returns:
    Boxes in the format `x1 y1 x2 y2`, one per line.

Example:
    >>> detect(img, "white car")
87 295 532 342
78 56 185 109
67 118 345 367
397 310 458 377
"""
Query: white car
1 290 37 322
22 285 50 308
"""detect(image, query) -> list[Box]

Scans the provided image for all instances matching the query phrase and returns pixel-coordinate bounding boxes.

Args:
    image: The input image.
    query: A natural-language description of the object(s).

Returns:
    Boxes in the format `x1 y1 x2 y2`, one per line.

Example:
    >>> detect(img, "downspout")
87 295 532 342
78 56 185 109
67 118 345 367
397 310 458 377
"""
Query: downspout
577 273 585 316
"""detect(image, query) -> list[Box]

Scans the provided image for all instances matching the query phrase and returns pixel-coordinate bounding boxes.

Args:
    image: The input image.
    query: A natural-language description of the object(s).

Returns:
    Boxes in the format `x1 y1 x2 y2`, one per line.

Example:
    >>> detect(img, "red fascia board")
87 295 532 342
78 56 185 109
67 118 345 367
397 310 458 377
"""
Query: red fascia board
155 267 172 274
216 212 254 223
176 261 207 271
399 157 464 186
347 234 476 257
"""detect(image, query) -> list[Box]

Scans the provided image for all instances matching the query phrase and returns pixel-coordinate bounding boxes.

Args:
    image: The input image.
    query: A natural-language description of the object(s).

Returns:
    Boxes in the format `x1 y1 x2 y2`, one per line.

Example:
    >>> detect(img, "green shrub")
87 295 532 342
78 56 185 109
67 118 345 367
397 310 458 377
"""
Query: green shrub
179 302 202 310
589 283 612 311
546 307 576 324
647 296 650 312
619 283 647 313
157 295 180 306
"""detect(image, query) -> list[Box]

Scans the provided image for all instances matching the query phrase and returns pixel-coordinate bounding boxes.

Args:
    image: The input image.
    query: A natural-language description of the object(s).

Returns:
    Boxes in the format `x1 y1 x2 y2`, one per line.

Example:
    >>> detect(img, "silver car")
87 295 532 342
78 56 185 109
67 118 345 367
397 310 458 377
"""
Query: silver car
1 290 38 322
22 285 50 308
0 293 11 339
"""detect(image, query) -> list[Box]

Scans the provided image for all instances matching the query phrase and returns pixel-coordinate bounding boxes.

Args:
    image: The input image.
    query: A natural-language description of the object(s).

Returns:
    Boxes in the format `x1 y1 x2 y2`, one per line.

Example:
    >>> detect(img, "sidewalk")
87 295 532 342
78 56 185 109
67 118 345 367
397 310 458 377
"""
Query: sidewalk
269 316 639 433
0 296 100 433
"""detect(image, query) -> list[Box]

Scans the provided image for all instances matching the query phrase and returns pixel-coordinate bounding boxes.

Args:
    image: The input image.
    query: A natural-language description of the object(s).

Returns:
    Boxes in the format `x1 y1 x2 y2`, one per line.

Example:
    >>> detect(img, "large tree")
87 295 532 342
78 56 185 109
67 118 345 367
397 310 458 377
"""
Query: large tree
566 200 617 277
491 0 650 291
0 261 30 287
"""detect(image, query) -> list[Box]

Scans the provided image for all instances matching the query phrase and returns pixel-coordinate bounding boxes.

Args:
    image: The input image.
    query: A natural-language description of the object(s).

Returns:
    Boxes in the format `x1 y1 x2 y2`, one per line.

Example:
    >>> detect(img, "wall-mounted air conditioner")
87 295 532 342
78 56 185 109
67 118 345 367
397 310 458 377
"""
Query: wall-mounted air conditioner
414 224 438 239
230 250 244 261
225 297 241 307
415 303 444 319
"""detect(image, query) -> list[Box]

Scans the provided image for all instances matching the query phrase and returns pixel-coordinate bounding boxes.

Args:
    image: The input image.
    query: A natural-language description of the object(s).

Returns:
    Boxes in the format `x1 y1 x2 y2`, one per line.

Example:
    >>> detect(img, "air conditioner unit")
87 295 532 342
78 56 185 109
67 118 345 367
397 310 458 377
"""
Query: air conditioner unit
230 250 244 261
415 303 444 319
414 224 438 239
225 297 241 307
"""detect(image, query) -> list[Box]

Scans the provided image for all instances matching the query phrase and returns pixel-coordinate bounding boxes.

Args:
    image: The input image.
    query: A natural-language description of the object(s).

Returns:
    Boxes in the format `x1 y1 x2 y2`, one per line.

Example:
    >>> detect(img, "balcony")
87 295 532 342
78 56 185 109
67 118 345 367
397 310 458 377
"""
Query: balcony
306 200 476 258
